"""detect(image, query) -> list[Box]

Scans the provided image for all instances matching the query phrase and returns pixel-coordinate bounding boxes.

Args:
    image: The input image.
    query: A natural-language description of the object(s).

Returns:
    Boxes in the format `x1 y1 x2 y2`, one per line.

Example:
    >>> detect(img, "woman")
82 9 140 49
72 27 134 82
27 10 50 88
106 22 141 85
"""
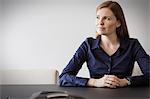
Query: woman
59 1 149 88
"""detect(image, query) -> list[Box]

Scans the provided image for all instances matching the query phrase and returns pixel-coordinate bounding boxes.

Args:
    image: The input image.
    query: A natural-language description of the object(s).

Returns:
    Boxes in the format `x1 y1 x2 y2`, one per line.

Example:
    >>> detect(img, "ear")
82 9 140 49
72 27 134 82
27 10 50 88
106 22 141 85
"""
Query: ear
116 20 121 28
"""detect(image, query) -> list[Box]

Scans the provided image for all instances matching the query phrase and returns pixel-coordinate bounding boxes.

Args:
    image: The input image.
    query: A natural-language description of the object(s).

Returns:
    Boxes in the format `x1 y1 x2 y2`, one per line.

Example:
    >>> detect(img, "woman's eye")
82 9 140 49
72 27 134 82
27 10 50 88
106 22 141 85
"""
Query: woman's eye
107 17 111 20
96 16 100 19
96 16 112 20
104 16 111 20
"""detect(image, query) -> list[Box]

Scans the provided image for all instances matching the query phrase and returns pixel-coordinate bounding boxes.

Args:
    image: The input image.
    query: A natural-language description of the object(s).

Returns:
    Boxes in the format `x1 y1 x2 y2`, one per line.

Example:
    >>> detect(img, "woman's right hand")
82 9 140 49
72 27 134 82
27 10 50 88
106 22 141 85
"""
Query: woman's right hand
87 75 121 88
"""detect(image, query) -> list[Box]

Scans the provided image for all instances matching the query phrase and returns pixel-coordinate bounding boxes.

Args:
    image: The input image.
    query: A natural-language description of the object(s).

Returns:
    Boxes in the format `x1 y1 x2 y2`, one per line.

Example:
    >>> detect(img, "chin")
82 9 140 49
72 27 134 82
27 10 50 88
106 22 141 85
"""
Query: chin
97 31 105 35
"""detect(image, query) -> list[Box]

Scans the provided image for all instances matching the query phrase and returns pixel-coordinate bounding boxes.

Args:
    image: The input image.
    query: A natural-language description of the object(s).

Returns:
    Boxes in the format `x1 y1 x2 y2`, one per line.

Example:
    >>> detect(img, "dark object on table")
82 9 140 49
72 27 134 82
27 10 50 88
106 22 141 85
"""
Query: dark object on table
30 90 84 99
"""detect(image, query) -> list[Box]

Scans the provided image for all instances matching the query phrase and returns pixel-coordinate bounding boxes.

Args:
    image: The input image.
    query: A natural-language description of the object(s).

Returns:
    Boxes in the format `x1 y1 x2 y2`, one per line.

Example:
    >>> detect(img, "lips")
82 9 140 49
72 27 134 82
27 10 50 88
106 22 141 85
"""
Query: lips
97 27 105 30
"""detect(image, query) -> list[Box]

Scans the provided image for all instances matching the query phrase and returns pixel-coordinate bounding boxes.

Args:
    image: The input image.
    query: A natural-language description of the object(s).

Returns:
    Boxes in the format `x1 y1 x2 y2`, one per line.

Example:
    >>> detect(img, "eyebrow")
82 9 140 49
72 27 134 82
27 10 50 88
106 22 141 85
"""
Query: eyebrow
96 15 116 19
96 15 114 17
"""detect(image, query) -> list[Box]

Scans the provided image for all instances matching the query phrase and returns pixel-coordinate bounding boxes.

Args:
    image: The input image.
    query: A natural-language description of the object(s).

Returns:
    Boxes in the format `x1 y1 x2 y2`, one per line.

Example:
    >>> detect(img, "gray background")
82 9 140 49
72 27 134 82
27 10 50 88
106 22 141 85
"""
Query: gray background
0 0 149 77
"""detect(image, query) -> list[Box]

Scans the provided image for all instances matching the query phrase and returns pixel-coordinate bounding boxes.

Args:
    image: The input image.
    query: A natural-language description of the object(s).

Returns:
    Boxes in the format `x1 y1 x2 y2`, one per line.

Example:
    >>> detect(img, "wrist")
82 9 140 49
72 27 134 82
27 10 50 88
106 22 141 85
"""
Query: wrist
126 78 131 86
87 78 96 87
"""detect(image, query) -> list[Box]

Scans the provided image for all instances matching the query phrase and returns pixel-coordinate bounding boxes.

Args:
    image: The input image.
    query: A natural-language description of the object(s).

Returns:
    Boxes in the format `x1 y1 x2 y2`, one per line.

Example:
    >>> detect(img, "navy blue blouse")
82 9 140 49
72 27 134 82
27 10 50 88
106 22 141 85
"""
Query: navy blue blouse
59 37 150 87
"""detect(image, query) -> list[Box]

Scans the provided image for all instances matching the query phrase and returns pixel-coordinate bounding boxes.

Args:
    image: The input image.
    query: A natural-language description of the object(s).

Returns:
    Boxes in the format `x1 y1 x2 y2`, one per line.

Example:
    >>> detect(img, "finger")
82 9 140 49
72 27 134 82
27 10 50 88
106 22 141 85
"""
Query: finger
105 79 120 86
104 83 117 88
107 75 120 81
103 74 109 78
107 77 120 84
106 76 120 86
104 78 116 88
107 75 120 83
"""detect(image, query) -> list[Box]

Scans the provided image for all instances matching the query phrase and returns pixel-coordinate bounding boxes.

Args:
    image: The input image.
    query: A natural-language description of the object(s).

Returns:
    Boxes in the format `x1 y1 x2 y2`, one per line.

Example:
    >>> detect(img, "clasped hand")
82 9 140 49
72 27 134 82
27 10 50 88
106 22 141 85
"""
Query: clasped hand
88 75 128 88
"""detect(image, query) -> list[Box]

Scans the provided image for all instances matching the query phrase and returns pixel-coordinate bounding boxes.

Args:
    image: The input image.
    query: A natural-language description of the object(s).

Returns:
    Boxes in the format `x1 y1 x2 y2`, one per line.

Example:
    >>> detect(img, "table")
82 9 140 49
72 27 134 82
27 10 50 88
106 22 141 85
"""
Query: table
0 84 149 99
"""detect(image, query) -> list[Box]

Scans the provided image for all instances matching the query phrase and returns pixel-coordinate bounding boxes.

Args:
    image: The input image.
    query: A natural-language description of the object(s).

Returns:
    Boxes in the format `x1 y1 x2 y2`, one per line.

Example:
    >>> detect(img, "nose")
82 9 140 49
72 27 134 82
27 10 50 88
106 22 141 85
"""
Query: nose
97 18 104 26
99 19 104 25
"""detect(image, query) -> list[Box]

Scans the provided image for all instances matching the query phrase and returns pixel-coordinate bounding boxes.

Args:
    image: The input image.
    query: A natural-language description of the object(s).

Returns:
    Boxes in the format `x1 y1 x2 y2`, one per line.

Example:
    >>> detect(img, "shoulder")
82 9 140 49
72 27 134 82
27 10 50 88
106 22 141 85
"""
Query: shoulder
120 38 142 49
128 38 138 42
85 37 96 43
128 38 141 45
127 38 143 49
83 37 97 46
79 37 98 49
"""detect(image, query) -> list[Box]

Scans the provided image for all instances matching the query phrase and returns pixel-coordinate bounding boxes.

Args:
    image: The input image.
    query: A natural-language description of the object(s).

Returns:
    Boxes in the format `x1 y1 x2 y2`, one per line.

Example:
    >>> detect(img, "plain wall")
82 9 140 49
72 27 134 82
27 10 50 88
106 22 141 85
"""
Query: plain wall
0 0 149 78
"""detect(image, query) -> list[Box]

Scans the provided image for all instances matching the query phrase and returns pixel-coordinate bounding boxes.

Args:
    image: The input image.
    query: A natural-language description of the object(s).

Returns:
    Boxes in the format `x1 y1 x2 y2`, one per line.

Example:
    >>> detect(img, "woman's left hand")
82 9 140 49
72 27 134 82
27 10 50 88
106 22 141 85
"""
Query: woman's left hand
104 75 129 88
118 78 129 87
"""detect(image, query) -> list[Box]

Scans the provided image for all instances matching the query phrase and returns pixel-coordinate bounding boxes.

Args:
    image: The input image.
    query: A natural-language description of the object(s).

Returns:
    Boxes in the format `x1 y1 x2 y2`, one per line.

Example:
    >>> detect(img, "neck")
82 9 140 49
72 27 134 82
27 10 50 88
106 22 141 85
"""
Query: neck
101 34 119 47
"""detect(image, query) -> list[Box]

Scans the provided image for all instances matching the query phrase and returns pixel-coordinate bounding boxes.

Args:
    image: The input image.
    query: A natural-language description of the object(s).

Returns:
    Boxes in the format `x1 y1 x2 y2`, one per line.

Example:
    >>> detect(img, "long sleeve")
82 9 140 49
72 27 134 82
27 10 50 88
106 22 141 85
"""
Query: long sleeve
59 40 89 87
128 39 150 86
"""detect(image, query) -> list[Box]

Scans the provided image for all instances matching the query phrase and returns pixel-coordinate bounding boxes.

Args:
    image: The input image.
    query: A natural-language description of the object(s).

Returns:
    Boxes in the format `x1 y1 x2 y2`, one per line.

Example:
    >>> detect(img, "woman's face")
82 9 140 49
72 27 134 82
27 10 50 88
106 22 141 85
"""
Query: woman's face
96 8 120 36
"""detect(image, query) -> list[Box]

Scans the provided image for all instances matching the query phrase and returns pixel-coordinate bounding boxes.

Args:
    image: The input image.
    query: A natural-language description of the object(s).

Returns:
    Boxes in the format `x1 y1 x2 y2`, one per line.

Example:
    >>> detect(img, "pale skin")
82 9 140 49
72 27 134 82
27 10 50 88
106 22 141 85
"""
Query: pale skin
87 8 129 88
